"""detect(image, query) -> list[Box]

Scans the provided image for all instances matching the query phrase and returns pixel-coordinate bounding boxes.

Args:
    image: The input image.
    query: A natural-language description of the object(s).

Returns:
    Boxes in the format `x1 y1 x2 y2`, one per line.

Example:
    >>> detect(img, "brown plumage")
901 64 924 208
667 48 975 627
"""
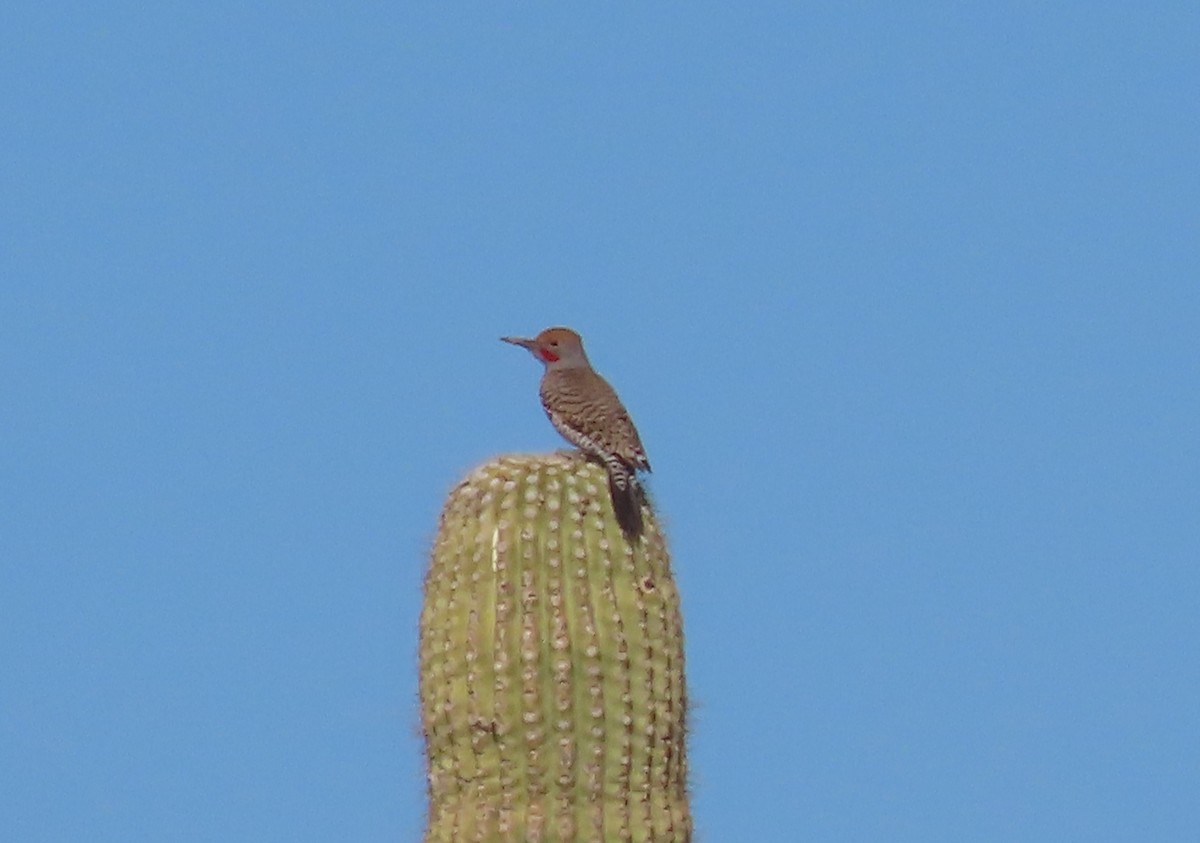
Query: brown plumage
502 327 650 538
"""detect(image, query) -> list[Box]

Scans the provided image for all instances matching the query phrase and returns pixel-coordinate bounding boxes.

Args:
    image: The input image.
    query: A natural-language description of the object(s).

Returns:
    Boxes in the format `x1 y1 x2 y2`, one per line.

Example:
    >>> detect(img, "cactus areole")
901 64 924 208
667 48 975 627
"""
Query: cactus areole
420 452 691 842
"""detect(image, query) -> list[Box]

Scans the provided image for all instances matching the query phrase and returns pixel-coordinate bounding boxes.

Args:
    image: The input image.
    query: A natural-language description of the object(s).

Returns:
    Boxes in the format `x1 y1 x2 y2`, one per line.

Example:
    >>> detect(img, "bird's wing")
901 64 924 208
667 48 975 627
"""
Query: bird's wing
541 369 651 472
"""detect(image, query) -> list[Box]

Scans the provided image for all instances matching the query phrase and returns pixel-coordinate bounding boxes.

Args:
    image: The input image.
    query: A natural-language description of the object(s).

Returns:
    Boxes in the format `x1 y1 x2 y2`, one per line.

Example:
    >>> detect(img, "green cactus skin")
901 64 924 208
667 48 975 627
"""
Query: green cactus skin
421 452 691 843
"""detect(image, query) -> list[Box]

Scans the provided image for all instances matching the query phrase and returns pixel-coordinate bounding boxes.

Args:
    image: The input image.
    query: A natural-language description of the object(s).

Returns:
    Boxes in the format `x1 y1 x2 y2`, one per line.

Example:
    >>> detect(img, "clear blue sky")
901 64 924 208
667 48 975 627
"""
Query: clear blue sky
2 4 1197 841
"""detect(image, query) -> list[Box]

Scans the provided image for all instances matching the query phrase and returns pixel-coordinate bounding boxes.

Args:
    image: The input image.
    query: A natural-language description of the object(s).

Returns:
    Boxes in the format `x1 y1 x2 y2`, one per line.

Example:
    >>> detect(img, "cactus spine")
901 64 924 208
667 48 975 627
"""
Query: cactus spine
421 452 690 842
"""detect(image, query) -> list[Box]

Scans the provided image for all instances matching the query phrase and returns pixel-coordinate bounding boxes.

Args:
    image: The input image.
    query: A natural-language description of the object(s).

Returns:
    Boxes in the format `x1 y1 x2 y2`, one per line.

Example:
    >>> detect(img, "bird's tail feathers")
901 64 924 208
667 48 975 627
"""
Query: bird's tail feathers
607 468 645 541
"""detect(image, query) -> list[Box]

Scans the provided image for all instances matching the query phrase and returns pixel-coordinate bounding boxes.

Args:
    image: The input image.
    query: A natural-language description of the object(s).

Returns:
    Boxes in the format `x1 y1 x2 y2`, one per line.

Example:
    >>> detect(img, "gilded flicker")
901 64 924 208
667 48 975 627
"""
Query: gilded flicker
501 327 650 538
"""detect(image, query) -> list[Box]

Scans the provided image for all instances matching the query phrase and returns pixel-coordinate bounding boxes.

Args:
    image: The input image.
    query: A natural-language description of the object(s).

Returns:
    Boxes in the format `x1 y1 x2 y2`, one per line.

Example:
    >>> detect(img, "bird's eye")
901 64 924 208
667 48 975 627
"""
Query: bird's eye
549 340 559 347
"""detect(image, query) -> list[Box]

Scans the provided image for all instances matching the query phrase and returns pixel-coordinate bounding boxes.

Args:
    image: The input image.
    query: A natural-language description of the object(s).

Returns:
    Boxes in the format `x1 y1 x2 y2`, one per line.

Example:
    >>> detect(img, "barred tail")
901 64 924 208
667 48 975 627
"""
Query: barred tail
606 462 645 540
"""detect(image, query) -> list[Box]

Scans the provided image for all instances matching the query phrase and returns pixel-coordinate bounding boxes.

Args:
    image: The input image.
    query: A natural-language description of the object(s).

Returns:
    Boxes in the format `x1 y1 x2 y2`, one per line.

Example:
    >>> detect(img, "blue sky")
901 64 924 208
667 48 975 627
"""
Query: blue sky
2 4 1197 841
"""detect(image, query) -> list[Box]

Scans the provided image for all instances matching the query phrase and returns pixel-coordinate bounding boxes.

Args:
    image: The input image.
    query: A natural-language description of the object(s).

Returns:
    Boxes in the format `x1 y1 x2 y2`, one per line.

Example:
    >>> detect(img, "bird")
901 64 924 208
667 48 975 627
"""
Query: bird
501 327 650 539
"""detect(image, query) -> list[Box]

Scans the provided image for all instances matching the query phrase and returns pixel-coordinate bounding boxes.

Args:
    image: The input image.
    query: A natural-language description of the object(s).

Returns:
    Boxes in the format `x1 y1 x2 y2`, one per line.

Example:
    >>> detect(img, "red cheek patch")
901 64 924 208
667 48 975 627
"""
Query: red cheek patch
539 348 560 363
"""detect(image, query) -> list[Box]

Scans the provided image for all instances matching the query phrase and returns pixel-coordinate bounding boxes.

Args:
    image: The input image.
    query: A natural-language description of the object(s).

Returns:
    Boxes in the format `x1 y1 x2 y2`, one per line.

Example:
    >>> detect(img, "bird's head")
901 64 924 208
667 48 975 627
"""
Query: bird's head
501 327 588 368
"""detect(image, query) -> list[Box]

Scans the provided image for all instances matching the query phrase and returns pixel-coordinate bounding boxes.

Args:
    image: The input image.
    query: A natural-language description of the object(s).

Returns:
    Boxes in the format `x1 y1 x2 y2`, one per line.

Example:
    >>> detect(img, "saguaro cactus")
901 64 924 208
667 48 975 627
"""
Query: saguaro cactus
420 451 691 842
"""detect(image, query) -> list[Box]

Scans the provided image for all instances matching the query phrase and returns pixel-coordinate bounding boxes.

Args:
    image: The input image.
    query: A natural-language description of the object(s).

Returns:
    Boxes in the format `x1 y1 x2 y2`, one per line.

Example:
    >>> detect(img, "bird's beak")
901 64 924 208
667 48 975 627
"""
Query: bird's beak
501 336 536 351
